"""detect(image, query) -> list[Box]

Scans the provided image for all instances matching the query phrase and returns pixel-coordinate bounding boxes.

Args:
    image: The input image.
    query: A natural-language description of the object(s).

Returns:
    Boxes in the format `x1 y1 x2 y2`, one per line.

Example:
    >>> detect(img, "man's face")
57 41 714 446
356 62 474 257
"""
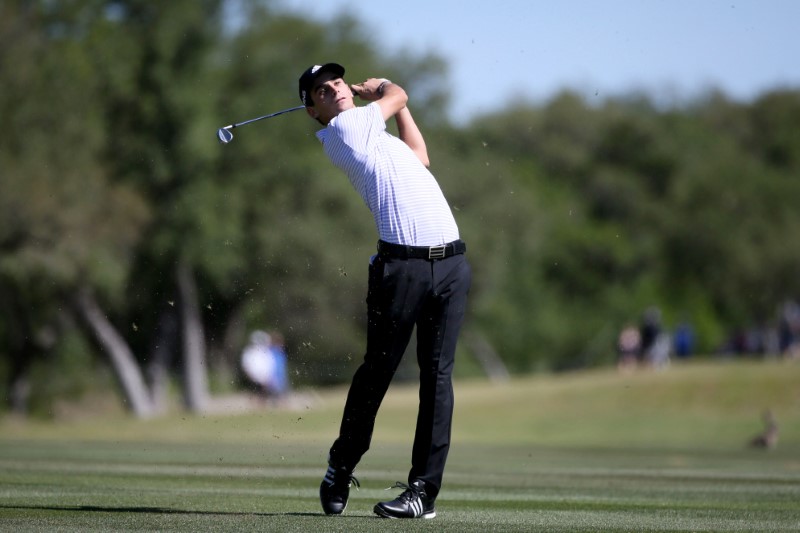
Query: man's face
307 72 355 123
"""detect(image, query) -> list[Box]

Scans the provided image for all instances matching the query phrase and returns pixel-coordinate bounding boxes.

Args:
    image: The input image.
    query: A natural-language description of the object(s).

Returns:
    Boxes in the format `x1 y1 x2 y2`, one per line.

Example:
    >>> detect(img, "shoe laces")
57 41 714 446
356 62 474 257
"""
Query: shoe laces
326 466 360 490
385 481 423 502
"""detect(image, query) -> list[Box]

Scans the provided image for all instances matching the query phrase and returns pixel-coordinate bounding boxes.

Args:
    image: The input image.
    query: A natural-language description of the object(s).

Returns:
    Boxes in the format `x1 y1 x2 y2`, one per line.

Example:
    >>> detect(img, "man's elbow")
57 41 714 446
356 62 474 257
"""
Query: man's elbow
384 84 408 109
393 85 409 106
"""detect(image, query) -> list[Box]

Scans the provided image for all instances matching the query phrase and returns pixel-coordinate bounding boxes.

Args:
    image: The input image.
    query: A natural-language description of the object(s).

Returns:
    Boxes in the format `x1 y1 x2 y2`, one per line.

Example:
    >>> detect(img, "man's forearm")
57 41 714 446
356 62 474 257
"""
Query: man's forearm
352 78 407 119
396 106 430 167
351 78 430 166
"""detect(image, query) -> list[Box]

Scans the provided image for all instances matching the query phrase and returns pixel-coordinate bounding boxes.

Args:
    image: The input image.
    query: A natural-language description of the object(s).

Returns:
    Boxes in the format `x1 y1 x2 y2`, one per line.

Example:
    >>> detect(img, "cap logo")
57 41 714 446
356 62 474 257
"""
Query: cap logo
311 65 322 74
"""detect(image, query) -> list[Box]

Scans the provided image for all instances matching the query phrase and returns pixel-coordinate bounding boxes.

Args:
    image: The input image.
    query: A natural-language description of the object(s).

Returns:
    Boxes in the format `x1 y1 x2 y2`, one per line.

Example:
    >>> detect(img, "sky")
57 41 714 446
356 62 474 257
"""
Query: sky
277 0 799 123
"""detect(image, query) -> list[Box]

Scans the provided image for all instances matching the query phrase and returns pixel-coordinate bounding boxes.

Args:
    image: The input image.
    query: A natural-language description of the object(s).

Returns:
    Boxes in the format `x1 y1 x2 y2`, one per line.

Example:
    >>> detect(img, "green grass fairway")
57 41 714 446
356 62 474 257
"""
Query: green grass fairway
2 360 799 532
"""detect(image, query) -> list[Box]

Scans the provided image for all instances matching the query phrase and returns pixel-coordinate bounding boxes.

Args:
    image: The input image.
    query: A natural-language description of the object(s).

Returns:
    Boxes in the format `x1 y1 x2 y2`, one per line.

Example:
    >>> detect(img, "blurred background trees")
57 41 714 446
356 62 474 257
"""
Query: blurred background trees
1 0 798 418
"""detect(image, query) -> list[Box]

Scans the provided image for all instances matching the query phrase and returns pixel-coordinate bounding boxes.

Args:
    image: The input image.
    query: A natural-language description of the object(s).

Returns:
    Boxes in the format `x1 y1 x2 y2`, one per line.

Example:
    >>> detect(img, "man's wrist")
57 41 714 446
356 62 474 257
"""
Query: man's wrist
377 79 392 95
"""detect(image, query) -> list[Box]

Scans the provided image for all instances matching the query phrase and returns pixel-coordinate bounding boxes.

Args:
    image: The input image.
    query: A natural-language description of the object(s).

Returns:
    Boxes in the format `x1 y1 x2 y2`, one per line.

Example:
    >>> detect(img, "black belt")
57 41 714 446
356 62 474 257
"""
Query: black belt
377 240 466 260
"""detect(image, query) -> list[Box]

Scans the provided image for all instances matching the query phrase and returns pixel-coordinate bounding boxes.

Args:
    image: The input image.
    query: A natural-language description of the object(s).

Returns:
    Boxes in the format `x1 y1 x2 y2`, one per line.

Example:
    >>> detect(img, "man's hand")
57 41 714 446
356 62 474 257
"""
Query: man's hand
351 78 391 102
352 78 410 129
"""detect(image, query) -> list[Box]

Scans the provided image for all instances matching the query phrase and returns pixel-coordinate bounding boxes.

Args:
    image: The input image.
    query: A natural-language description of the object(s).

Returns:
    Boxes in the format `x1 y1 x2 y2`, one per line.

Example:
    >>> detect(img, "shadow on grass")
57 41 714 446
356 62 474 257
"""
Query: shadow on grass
0 504 358 519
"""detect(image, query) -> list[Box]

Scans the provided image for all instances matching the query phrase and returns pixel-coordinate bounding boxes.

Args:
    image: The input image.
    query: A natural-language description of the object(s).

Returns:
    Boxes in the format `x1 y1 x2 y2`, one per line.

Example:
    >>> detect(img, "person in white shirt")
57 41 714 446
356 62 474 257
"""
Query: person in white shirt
298 63 471 520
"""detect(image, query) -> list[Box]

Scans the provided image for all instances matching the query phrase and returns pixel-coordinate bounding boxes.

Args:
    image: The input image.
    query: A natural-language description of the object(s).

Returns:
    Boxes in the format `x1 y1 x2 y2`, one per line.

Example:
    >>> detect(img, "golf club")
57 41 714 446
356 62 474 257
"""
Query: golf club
217 105 305 144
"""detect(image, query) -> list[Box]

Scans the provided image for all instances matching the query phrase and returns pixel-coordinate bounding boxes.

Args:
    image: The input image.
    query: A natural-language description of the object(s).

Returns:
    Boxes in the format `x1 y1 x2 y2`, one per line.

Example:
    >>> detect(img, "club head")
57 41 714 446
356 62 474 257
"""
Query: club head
217 128 233 144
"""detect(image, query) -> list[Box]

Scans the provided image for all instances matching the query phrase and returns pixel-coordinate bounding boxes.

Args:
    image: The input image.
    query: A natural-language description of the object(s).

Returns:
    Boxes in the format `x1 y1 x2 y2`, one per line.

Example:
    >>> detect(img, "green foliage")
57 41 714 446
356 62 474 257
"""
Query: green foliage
0 1 150 294
24 330 103 418
1 0 799 414
443 88 800 369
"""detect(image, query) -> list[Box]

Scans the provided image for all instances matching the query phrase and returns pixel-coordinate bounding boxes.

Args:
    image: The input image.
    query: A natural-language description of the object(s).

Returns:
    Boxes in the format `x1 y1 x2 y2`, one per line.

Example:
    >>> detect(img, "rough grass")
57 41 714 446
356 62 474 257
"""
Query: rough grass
1 359 799 532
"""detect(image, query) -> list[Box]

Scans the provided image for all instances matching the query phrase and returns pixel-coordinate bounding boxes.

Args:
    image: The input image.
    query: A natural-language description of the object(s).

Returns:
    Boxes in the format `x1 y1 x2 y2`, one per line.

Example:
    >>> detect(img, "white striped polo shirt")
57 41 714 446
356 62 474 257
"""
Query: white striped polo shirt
316 103 459 247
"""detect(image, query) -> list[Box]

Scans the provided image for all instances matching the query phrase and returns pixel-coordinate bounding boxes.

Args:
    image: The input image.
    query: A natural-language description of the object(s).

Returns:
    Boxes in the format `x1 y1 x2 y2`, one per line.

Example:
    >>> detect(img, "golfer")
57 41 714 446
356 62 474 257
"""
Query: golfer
298 63 471 519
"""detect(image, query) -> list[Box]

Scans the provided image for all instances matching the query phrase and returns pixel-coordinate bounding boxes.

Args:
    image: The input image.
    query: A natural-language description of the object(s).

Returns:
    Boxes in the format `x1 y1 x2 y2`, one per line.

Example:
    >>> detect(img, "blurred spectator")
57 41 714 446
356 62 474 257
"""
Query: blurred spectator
241 330 290 401
639 306 662 362
648 331 671 369
744 325 767 355
268 332 291 397
673 320 695 359
779 300 800 358
616 324 641 372
639 307 670 369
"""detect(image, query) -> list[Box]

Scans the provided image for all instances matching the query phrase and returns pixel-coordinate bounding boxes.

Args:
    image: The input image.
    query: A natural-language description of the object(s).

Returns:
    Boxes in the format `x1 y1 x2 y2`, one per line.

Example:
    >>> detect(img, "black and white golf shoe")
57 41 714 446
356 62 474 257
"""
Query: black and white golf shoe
373 480 436 519
319 464 359 515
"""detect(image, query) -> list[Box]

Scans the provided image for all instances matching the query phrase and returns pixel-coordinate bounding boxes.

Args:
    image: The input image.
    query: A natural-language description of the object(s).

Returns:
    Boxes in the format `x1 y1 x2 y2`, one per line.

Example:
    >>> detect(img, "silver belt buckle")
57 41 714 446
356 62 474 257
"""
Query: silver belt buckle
428 245 447 259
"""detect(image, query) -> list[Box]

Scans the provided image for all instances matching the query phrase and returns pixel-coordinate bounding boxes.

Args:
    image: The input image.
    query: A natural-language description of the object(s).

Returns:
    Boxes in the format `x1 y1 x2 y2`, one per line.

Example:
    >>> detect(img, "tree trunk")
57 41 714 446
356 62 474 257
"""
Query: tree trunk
2 286 35 415
146 305 179 415
465 330 510 383
176 260 210 413
74 288 154 418
8 370 31 415
212 302 247 382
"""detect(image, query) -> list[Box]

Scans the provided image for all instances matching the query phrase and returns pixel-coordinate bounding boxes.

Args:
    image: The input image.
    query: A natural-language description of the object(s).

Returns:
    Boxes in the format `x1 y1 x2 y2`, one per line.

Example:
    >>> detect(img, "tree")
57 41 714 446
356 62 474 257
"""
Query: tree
4 1 799 418
0 0 150 413
1 0 456 416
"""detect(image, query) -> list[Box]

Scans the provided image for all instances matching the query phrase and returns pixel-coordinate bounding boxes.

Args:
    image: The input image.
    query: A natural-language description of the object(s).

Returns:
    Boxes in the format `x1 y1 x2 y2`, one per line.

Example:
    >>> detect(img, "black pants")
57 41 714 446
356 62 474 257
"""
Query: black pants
328 250 471 499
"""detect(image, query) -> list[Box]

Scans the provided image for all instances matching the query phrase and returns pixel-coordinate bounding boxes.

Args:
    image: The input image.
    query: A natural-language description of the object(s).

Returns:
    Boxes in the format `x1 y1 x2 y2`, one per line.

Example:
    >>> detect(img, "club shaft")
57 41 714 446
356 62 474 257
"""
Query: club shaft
223 105 305 130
